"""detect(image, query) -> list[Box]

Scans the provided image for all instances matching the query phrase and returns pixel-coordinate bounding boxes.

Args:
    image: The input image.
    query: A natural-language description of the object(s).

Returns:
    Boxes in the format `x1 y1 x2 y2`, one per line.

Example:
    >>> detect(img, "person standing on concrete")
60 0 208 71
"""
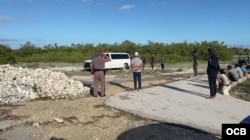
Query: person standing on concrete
131 52 143 91
207 48 220 99
90 52 110 97
192 50 199 76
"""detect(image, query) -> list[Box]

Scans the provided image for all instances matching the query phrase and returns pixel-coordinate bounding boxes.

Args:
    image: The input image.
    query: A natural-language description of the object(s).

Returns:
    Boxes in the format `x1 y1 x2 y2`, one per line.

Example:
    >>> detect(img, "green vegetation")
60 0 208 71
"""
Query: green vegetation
0 45 16 64
1 40 249 102
32 83 38 93
231 78 250 101
0 40 249 65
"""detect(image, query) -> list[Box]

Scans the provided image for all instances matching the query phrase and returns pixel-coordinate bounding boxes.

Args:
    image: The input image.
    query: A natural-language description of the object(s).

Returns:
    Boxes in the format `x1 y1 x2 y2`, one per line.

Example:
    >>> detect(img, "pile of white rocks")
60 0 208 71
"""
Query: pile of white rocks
0 64 90 104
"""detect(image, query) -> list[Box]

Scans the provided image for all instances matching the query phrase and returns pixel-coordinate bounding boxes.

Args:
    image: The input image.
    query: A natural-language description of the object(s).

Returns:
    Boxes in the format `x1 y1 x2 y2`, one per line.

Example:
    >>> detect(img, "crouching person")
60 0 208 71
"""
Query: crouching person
218 69 231 95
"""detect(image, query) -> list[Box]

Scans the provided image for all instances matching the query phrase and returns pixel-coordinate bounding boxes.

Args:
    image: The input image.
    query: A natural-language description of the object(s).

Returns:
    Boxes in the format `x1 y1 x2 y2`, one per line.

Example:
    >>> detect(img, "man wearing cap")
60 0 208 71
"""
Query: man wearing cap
207 48 220 99
90 52 110 97
131 52 143 91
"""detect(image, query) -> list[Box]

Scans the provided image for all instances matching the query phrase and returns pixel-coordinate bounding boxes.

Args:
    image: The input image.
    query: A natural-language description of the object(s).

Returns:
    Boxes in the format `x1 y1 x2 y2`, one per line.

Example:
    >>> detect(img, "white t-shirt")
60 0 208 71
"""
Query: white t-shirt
131 57 143 72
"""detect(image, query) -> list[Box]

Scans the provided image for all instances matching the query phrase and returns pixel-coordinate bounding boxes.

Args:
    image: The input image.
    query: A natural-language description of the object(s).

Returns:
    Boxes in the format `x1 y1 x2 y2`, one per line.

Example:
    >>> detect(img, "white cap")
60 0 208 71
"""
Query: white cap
135 52 138 56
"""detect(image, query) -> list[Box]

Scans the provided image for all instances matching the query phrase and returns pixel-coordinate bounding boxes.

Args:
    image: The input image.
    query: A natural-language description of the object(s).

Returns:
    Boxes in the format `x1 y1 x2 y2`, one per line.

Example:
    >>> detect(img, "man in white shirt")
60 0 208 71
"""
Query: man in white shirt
131 52 143 91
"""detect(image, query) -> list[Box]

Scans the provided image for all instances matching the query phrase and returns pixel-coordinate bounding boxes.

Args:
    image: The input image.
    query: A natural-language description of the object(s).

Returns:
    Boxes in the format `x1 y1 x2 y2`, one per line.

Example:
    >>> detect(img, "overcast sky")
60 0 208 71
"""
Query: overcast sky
0 0 250 49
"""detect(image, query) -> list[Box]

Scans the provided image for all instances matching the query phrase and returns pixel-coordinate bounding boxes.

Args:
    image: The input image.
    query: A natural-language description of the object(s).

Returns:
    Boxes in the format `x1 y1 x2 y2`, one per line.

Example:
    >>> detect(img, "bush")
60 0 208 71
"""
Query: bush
0 45 16 64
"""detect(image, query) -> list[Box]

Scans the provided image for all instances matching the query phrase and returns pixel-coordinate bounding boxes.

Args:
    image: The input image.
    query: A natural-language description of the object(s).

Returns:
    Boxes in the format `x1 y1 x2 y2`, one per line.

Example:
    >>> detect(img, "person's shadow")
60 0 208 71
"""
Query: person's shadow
109 82 133 91
50 137 66 140
117 123 220 140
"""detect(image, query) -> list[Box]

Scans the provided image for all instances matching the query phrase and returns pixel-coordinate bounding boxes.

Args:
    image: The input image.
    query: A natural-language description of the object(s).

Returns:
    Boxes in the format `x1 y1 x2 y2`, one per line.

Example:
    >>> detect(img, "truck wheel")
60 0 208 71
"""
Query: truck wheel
123 63 129 70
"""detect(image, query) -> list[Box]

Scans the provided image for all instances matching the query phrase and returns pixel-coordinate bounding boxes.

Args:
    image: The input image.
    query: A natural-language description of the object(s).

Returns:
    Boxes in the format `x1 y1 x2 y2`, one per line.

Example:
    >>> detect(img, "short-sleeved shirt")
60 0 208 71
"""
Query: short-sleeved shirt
91 56 110 69
241 66 248 73
235 67 243 78
227 68 239 81
161 58 166 64
131 57 143 72
193 53 198 64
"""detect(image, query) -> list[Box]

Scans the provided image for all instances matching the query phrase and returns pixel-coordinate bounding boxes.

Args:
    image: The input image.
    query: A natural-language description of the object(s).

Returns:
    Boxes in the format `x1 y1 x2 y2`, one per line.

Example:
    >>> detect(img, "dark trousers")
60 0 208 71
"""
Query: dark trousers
151 64 154 70
133 72 141 90
161 64 165 71
208 75 217 97
193 63 198 76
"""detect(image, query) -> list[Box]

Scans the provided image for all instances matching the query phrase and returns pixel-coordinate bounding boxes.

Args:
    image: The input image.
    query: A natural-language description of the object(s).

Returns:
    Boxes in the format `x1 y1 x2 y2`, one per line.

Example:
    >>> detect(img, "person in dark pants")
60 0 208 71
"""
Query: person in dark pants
90 52 110 97
141 56 146 70
160 56 166 72
192 50 199 76
131 52 143 92
150 57 155 70
207 48 220 99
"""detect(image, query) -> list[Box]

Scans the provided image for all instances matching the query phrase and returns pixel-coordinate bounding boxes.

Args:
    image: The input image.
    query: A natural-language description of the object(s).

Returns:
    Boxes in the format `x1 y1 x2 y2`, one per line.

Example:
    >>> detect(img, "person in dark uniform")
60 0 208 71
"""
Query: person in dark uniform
90 52 110 97
192 50 199 76
207 48 220 99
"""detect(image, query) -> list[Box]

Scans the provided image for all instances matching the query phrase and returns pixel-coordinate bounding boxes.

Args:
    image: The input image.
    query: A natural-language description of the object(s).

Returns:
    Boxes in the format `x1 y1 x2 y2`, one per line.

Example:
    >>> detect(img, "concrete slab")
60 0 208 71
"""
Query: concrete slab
105 75 250 136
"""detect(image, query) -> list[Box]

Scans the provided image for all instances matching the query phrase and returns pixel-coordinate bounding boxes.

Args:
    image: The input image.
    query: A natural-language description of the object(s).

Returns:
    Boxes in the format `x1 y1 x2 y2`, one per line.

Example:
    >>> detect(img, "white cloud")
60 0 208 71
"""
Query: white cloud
7 0 36 3
118 5 135 10
82 0 94 2
96 2 103 6
0 16 16 22
0 38 17 42
0 15 23 23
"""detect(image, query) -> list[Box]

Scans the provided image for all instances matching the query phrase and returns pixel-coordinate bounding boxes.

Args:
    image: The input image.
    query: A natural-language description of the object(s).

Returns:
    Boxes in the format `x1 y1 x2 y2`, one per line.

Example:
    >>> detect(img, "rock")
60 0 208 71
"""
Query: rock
32 122 40 127
0 64 91 104
54 117 64 123
29 92 37 100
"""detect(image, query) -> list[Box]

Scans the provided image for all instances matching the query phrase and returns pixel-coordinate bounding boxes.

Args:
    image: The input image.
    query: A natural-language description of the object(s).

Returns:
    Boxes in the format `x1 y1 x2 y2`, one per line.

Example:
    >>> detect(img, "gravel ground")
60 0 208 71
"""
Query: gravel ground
0 68 220 140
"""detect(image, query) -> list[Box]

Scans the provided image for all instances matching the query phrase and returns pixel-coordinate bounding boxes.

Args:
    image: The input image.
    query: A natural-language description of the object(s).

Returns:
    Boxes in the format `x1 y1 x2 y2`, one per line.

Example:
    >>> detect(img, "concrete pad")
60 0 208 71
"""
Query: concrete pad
0 126 49 140
105 75 250 136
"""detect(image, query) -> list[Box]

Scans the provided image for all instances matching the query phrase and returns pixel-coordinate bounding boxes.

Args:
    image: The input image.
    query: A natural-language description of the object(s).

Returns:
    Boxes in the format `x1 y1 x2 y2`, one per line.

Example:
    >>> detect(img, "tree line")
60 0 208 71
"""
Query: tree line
1 40 249 65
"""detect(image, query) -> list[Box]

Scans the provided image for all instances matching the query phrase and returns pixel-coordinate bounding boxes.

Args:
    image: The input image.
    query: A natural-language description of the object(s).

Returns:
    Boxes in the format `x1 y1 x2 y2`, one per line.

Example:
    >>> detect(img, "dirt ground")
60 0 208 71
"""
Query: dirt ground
0 69 220 140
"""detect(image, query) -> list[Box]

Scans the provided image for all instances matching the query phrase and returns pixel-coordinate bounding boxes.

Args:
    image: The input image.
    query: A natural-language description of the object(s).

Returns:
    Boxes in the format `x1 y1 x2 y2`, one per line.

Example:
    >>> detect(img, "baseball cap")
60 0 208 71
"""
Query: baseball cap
135 52 138 56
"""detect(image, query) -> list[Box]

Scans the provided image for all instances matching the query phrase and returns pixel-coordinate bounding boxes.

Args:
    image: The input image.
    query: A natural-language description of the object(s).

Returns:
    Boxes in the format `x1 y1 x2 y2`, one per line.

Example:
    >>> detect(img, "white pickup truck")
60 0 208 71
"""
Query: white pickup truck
83 52 131 71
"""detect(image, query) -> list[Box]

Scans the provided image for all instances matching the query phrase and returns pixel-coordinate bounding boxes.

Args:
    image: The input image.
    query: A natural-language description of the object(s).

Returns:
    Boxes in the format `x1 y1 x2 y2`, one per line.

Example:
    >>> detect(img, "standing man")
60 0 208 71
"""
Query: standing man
131 52 143 92
192 50 199 76
150 56 155 70
141 56 146 70
160 56 166 72
90 52 110 97
207 48 220 99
